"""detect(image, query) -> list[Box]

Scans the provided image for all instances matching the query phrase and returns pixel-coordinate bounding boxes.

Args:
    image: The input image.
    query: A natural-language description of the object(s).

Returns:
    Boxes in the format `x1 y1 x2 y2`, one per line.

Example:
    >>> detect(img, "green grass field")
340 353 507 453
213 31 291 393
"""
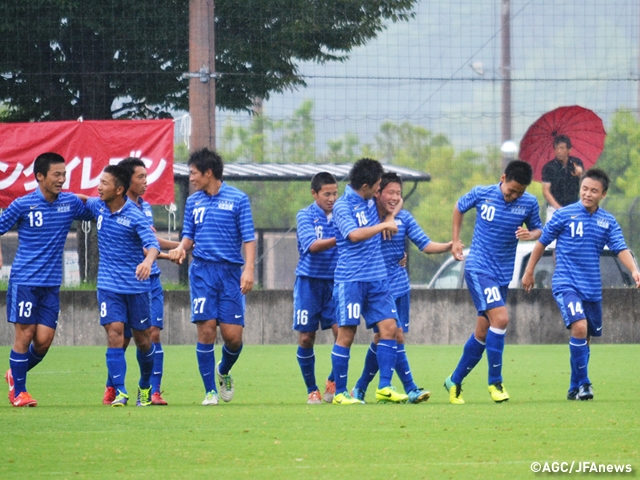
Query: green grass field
0 344 638 479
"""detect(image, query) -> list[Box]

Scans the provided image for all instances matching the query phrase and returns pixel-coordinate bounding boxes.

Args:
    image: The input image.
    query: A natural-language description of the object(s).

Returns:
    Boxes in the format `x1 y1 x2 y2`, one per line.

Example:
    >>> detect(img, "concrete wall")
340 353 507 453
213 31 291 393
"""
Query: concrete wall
0 289 638 346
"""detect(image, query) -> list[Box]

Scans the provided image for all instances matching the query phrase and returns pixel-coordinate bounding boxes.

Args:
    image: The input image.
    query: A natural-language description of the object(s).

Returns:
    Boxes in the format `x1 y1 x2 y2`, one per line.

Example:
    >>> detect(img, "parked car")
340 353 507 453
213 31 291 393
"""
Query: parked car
427 241 636 289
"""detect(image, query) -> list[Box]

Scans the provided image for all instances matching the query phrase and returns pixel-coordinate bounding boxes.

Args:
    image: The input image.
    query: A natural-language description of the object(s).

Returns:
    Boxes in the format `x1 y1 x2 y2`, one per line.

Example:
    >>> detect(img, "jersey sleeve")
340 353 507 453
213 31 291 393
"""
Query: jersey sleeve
403 212 431 251
85 197 100 217
456 187 479 214
136 216 160 252
72 196 95 221
296 209 318 254
524 197 543 231
181 196 196 241
333 201 358 239
606 218 628 255
539 210 564 246
0 198 23 235
237 195 256 243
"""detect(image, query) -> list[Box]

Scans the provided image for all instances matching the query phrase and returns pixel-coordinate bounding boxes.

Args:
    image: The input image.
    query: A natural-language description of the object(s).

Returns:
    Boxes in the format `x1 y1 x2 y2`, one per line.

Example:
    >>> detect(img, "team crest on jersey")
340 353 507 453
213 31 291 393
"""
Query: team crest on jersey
367 199 374 208
597 218 610 229
57 204 71 213
116 216 132 227
218 200 234 211
510 206 526 215
395 219 403 226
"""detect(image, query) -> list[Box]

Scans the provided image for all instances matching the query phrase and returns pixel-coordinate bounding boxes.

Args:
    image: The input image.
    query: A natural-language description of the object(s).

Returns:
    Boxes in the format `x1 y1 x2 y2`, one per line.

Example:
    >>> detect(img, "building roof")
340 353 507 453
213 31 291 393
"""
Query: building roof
173 163 431 182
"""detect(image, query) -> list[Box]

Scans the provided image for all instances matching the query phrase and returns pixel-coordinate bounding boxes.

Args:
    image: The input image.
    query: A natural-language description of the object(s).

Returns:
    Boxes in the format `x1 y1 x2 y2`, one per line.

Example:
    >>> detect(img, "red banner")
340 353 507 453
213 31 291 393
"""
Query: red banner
0 119 174 208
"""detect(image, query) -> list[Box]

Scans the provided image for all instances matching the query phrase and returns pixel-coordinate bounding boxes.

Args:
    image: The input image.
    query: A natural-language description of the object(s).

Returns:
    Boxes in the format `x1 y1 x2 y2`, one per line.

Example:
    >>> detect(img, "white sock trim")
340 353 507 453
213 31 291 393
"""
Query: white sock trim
489 326 507 335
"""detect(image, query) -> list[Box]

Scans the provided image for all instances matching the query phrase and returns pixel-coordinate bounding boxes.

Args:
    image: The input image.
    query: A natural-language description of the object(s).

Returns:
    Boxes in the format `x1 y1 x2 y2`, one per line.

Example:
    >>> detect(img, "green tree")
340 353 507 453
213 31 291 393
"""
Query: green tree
0 0 416 121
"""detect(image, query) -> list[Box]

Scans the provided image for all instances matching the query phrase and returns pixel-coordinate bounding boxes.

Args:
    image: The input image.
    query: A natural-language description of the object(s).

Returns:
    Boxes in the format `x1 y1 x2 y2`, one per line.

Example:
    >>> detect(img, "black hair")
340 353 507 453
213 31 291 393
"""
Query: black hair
188 148 224 180
349 158 384 190
103 164 131 198
582 168 610 193
118 157 146 179
504 160 533 186
379 171 403 193
34 152 65 179
311 172 337 193
554 134 572 149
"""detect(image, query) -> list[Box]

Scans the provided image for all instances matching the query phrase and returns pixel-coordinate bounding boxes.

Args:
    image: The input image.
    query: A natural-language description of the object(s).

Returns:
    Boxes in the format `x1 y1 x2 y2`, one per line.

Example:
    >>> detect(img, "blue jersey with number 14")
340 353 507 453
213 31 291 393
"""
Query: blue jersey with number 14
539 201 627 301
458 184 542 286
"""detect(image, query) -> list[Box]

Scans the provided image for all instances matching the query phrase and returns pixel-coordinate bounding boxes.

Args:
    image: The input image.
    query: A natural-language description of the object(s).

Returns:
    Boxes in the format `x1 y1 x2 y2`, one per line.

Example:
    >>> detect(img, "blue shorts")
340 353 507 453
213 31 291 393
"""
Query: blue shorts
6 283 60 329
373 292 409 334
292 277 336 332
553 289 603 337
149 274 164 329
97 289 151 331
189 259 245 325
333 280 397 329
465 270 509 318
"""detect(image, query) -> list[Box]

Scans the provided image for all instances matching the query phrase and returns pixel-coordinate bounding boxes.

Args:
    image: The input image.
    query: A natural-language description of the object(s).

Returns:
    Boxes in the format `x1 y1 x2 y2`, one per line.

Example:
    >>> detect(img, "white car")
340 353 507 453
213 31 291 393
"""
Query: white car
427 241 636 289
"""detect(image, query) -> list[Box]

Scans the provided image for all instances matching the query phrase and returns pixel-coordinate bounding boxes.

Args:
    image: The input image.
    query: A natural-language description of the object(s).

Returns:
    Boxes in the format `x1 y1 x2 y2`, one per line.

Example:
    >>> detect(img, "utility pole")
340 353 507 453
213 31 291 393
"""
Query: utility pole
501 0 512 168
189 0 216 151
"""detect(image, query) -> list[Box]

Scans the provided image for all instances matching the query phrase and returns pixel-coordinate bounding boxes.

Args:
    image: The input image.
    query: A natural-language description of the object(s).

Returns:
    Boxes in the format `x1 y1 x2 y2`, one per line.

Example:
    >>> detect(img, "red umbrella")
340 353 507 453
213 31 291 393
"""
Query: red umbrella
519 105 606 181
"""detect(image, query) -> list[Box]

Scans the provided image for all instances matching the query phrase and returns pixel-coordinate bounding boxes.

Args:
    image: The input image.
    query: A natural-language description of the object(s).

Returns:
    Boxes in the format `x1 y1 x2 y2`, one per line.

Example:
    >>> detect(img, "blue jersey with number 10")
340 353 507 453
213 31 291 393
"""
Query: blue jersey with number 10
540 201 627 301
458 184 542 286
0 189 93 286
182 182 255 265
333 185 386 283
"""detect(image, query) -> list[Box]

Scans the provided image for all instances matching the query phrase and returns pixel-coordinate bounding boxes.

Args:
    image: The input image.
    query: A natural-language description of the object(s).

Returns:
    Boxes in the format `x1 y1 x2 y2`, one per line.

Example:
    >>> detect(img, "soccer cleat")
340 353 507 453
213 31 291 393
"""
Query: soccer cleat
102 386 117 405
12 391 37 407
216 361 234 402
202 390 219 406
111 390 129 407
307 390 322 404
488 382 510 403
567 389 579 401
151 391 168 406
351 387 366 403
444 376 465 405
332 391 364 405
577 383 594 401
5 369 15 404
408 387 431 404
136 387 152 407
323 380 336 403
375 386 409 404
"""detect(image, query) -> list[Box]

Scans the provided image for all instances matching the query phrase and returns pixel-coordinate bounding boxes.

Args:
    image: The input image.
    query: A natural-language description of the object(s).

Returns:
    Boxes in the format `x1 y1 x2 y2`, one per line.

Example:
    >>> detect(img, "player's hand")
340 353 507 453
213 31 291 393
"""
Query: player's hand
451 240 464 261
515 226 533 240
381 219 398 240
135 262 151 281
240 268 254 294
632 271 640 288
398 253 407 268
168 245 186 264
521 270 534 292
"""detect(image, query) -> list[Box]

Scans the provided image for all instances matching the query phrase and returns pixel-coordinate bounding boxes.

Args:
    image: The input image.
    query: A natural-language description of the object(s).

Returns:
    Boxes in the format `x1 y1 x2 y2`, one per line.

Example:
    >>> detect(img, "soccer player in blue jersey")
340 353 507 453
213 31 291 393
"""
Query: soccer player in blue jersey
1 152 93 407
352 172 452 404
294 172 340 404
168 148 256 406
444 160 542 404
522 168 640 401
85 165 160 407
330 158 407 405
99 157 180 406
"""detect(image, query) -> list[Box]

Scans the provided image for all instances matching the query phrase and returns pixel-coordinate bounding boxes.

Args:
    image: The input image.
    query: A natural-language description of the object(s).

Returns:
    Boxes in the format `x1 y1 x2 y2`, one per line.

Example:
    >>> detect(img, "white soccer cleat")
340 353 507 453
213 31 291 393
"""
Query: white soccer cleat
216 361 235 402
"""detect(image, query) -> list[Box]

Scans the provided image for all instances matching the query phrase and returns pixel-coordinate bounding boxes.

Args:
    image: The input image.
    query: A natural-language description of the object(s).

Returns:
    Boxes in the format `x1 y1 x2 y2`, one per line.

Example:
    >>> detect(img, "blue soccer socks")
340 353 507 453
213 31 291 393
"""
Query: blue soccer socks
486 327 506 385
296 346 317 393
136 343 155 390
219 343 243 375
569 337 590 387
150 342 164 394
26 344 44 371
106 347 127 394
354 342 378 391
377 339 397 389
9 350 29 396
196 342 216 393
395 345 418 393
331 344 351 393
451 334 486 385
